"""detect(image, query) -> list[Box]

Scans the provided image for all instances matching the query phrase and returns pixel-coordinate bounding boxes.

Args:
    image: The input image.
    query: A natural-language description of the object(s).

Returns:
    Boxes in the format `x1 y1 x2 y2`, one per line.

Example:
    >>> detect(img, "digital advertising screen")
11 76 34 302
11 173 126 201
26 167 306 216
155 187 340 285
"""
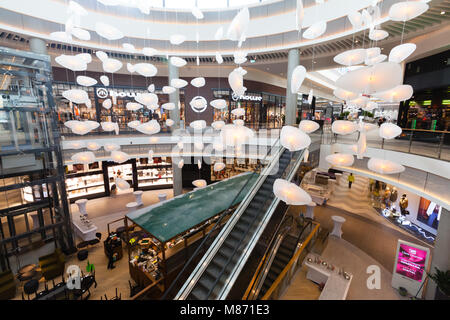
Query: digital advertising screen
395 243 428 282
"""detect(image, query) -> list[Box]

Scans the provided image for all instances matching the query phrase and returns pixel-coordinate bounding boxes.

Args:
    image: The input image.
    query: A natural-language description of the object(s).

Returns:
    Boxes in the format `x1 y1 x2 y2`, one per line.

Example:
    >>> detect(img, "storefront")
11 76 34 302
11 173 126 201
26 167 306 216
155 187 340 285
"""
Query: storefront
212 89 286 129
65 156 174 203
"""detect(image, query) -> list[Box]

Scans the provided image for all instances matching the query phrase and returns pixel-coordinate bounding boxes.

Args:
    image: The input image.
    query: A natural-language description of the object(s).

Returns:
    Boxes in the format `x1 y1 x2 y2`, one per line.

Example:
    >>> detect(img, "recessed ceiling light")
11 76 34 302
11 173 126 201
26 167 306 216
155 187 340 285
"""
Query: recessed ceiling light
266 67 270 70
441 11 445 15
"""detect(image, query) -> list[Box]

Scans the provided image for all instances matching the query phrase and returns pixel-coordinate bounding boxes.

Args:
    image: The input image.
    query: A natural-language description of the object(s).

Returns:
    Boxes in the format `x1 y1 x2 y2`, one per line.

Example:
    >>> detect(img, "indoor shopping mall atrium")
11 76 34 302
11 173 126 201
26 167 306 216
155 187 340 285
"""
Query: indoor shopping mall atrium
0 0 449 310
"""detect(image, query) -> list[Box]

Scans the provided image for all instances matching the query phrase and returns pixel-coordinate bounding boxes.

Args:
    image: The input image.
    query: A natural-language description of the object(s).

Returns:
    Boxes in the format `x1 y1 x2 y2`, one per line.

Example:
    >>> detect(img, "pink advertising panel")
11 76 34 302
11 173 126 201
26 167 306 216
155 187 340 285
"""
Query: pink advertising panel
395 244 428 282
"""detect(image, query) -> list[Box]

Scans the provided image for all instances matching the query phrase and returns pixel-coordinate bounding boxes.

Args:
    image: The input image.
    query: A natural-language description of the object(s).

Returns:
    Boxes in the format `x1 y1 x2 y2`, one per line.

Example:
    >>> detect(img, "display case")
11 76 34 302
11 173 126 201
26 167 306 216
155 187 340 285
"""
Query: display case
137 157 173 189
66 173 105 200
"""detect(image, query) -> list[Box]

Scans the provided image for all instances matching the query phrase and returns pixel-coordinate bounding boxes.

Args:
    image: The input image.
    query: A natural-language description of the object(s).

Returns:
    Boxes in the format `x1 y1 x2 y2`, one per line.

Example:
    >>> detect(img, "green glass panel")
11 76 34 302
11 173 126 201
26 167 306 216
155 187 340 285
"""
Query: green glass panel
127 172 259 242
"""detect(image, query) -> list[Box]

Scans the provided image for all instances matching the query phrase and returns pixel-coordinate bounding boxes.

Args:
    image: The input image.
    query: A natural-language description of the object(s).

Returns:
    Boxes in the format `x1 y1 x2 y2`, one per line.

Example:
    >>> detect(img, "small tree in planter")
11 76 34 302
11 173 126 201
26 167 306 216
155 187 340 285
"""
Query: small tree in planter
428 267 450 300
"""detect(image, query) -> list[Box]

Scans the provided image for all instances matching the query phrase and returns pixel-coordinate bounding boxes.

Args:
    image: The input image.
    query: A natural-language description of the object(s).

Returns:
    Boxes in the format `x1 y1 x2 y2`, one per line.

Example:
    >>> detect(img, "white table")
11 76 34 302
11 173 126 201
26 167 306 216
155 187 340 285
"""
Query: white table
133 190 144 206
75 199 88 217
158 193 167 202
126 201 139 212
304 253 352 300
305 202 316 219
71 215 97 241
330 215 346 238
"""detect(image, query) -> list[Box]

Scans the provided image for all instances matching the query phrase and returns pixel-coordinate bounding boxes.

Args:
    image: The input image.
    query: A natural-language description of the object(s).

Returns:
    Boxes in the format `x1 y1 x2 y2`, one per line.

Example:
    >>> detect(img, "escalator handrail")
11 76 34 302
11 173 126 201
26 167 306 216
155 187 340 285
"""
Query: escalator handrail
174 143 285 300
214 149 306 300
244 215 294 300
162 138 281 300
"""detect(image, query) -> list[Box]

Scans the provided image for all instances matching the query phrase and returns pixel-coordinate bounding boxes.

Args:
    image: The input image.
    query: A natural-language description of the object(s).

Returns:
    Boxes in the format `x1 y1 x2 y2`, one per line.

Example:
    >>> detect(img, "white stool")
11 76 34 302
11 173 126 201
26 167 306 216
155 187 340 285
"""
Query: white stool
133 190 144 206
126 201 139 213
305 202 316 219
335 173 342 184
75 199 88 217
30 212 40 230
158 193 167 202
330 215 346 238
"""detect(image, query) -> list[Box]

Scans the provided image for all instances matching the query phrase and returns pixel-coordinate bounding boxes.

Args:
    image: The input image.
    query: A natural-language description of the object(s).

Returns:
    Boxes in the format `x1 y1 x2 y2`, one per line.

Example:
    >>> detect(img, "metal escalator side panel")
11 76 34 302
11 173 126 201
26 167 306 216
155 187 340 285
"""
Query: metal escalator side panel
216 149 305 300
175 146 285 300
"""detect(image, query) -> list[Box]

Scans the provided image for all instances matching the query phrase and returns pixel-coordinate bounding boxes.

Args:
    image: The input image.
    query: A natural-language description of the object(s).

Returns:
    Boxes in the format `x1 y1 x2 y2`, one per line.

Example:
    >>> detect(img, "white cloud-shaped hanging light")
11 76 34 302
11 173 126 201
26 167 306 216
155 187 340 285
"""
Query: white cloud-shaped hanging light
333 49 366 66
135 93 158 106
102 98 112 109
126 102 143 111
170 34 186 45
170 57 187 68
100 75 109 86
192 179 207 188
50 31 72 42
69 0 88 16
356 132 367 159
214 162 226 172
111 150 130 164
102 58 122 73
303 21 327 39
366 47 381 59
227 7 250 45
363 101 378 112
95 22 124 40
62 89 89 104
104 143 120 152
212 121 225 131
336 62 403 94
96 50 108 62
190 96 208 113
348 11 363 29
162 86 176 94
147 84 155 93
348 95 369 108
127 120 141 129
273 179 312 206
191 6 204 19
220 124 254 147
368 158 405 174
365 54 387 66
76 53 92 64
210 99 227 109
148 104 160 111
55 55 87 71
71 151 96 164
290 65 306 94
333 88 359 101
280 126 311 151
216 52 224 64
299 120 319 133
389 43 416 63
331 120 358 135
115 178 130 190
71 27 91 41
369 29 389 41
231 108 246 117
171 78 188 89
325 153 355 167
228 69 245 96
233 119 245 126
178 159 184 168
360 122 378 132
136 120 161 135
76 76 97 87
166 119 174 127
127 63 135 73
389 1 429 22
101 121 119 134
374 85 413 103
162 102 175 110
86 141 102 151
191 77 206 88
197 160 202 169
379 123 402 139
190 120 207 130
66 141 85 149
143 47 158 56
134 63 157 77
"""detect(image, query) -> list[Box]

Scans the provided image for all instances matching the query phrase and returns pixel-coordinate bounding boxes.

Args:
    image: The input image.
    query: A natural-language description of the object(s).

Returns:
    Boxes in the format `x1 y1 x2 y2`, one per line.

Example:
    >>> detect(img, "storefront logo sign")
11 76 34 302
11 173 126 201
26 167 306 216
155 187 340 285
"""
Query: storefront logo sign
231 92 263 102
96 88 139 99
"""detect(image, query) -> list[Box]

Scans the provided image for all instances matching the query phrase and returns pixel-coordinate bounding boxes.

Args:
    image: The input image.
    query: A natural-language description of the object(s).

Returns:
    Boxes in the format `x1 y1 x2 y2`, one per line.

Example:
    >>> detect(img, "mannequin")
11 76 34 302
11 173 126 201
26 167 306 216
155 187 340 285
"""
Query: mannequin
399 194 409 216
390 187 398 202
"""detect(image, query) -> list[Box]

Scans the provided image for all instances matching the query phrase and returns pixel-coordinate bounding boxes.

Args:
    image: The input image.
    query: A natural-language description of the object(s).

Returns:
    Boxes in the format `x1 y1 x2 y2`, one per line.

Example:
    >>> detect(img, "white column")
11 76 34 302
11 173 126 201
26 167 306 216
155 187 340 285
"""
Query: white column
285 48 300 126
172 161 183 197
168 61 181 128
29 38 47 55
425 208 450 299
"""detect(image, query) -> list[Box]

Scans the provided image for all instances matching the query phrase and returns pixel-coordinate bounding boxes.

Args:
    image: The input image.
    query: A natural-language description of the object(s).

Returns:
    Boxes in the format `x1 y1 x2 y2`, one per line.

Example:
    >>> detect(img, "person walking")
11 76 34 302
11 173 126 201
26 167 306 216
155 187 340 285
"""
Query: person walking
347 173 355 189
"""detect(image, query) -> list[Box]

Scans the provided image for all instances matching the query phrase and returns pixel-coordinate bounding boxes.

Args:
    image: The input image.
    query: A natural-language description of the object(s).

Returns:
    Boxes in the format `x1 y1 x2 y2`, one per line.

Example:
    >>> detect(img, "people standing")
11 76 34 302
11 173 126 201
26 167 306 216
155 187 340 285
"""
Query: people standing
348 173 355 189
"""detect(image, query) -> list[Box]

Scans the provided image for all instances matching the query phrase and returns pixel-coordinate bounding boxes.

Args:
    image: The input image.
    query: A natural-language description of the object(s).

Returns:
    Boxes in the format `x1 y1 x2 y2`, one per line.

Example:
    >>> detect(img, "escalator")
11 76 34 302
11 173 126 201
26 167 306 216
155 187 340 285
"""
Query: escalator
175 146 305 300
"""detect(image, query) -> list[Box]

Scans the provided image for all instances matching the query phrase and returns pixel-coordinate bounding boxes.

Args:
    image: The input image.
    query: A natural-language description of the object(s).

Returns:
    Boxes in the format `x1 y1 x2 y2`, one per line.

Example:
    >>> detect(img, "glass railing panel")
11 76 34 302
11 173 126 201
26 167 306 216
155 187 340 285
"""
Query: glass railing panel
408 130 442 158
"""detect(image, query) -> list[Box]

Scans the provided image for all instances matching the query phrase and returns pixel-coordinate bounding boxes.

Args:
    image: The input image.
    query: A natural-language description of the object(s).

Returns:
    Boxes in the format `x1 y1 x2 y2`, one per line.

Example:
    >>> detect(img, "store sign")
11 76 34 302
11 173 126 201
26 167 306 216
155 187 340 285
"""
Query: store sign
231 92 263 102
96 88 139 99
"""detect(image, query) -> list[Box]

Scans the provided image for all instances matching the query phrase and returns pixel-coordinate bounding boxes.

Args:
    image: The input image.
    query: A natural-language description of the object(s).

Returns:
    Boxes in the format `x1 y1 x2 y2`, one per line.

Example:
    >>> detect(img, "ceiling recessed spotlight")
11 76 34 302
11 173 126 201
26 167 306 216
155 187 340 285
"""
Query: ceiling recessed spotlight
266 67 270 70
441 11 445 15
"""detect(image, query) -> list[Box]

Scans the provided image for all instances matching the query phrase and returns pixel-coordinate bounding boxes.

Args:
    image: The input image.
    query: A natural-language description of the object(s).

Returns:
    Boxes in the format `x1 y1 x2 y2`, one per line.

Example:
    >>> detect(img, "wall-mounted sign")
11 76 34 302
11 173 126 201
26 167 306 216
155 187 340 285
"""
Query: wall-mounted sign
96 88 140 99
231 92 263 102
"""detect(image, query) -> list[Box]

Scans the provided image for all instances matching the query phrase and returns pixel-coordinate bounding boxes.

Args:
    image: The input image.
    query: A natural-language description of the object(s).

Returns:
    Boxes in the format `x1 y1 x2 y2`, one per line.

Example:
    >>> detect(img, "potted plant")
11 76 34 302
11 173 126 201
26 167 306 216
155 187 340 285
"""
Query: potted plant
428 267 450 300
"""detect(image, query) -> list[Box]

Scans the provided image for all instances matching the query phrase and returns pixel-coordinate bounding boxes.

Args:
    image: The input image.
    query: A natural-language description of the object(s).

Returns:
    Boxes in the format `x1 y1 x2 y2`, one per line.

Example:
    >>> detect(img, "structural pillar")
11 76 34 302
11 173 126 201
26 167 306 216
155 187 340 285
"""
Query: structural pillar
285 48 300 126
425 208 450 300
171 161 183 197
29 38 47 55
168 61 181 129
